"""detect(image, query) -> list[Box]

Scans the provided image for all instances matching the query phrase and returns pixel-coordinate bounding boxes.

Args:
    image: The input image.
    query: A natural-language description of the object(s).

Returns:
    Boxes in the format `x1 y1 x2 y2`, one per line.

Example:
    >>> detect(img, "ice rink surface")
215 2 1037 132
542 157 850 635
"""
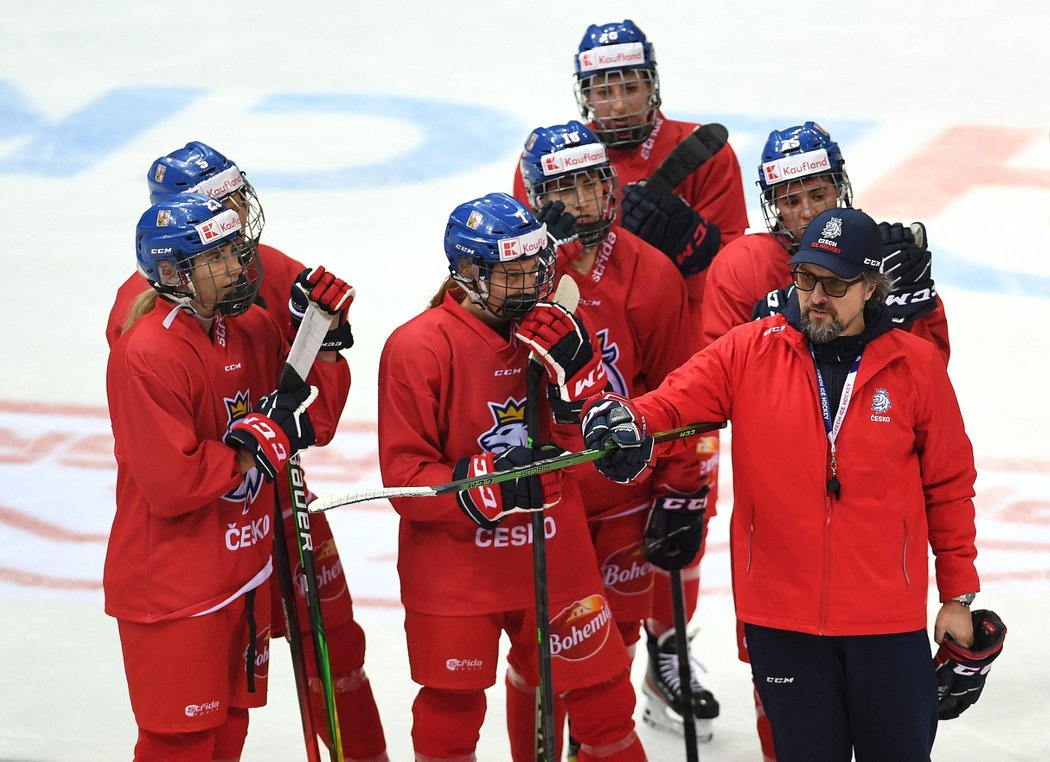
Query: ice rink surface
1 1 1048 759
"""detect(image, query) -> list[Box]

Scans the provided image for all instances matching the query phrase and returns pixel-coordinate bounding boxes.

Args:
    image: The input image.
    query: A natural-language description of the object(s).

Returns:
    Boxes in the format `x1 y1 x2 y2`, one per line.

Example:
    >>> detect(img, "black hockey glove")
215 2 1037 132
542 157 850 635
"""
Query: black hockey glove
751 284 796 320
536 200 578 245
934 608 1007 720
644 486 710 570
580 393 655 484
224 385 318 481
453 444 564 529
621 182 721 276
879 221 937 326
289 267 355 351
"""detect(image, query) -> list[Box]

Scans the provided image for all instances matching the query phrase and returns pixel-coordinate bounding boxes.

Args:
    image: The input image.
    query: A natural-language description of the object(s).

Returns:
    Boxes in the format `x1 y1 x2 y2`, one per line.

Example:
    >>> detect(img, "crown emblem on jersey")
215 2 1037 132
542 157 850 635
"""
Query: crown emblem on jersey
225 390 251 423
491 398 525 425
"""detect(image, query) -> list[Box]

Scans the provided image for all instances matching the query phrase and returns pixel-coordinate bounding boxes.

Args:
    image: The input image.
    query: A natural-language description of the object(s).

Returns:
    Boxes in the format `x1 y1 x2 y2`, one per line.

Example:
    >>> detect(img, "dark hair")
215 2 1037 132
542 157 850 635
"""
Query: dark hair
862 270 893 318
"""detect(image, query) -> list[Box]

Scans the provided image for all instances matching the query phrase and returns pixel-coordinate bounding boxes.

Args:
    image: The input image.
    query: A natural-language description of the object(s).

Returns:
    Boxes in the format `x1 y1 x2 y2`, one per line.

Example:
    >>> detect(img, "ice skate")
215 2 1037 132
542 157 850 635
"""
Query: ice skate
642 628 719 742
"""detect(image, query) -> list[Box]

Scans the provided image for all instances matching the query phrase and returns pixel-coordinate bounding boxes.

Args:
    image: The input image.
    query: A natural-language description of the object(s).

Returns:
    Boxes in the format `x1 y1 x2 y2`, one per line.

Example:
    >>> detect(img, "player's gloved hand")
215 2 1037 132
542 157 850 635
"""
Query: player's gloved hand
581 393 655 484
644 486 710 570
289 266 355 350
621 182 721 276
934 608 1006 720
878 221 937 326
515 302 607 411
751 284 796 320
536 200 583 263
224 385 318 481
453 444 564 529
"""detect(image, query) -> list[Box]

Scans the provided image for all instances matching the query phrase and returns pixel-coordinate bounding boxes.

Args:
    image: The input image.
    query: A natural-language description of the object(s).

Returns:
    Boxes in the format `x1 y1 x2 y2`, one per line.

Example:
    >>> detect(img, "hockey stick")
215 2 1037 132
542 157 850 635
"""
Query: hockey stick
275 300 344 761
643 123 729 196
309 421 725 513
670 568 700 762
529 275 578 762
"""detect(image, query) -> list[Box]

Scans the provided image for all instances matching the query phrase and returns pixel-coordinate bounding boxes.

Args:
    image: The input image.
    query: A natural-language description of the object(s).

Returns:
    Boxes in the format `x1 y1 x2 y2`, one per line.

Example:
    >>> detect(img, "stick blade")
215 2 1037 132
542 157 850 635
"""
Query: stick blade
308 486 438 512
280 302 331 392
645 123 729 195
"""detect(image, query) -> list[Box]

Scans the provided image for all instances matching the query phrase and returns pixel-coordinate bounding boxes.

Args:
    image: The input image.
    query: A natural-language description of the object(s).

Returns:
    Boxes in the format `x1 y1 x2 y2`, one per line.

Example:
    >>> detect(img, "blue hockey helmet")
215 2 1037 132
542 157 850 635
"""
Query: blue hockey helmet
520 121 618 247
147 141 265 242
573 20 661 148
135 192 260 317
757 122 853 240
444 193 556 318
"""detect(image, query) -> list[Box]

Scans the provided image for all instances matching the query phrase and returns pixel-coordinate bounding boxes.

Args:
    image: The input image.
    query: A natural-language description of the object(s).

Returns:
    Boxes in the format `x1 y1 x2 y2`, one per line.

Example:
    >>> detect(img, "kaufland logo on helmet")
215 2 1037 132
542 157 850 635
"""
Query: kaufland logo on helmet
761 149 831 185
193 166 245 200
498 226 547 261
578 42 646 73
541 144 607 176
194 209 242 244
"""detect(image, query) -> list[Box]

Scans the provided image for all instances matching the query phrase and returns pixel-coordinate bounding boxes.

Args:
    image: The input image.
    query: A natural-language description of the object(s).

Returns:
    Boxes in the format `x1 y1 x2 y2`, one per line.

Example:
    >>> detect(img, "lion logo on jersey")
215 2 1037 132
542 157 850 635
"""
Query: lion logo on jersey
871 387 892 414
477 397 527 453
222 389 264 510
596 329 628 397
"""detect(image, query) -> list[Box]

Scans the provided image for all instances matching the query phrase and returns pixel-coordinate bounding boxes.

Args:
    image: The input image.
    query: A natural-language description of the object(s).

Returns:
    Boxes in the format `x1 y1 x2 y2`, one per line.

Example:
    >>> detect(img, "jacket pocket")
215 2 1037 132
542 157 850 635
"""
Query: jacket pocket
902 519 911 586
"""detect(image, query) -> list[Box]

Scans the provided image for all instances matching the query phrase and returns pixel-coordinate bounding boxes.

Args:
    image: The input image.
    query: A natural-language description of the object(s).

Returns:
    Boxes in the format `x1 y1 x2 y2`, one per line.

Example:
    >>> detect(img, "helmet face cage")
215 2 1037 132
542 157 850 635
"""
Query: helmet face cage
759 171 853 243
527 167 619 247
575 68 661 148
455 245 557 319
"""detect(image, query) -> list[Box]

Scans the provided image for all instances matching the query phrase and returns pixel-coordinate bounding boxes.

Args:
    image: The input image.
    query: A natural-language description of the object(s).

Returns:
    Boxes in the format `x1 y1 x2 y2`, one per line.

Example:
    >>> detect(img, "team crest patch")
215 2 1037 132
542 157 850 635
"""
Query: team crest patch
871 387 892 414
156 208 172 226
466 210 483 230
820 216 843 240
477 396 527 452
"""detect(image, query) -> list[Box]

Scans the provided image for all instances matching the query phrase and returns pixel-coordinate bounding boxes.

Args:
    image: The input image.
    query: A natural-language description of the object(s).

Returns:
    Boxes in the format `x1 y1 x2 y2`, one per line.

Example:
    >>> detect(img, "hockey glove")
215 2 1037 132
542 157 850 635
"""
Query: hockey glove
751 284 796 320
289 266 355 350
879 221 937 326
224 385 318 482
536 200 584 264
934 608 1006 720
644 486 710 570
621 182 721 276
581 393 655 484
452 444 564 529
515 302 607 406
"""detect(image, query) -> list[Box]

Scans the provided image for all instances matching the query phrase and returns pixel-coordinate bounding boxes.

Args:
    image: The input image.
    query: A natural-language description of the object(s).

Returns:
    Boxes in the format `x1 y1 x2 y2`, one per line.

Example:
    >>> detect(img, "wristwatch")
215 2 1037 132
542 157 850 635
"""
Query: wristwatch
951 592 976 607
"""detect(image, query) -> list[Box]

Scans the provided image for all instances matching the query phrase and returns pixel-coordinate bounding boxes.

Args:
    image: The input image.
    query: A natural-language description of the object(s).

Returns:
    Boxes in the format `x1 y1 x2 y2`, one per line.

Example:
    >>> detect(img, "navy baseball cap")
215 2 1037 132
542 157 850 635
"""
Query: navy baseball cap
789 208 882 279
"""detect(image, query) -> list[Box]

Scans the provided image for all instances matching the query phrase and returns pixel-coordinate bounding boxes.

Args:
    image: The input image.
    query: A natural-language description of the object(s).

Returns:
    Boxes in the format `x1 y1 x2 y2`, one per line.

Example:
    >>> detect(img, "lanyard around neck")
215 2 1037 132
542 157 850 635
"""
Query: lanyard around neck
810 346 862 500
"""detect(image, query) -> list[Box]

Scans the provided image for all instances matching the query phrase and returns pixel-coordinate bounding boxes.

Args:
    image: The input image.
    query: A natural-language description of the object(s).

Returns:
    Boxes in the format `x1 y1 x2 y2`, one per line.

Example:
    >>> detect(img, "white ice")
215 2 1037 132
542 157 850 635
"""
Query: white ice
1 1 1048 759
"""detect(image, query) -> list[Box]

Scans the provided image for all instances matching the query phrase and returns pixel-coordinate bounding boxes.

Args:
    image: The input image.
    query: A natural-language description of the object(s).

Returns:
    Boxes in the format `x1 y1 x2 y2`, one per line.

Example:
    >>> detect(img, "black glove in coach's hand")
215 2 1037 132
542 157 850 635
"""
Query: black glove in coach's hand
289 266 355 350
580 394 655 484
620 182 721 276
224 385 318 481
934 608 1006 720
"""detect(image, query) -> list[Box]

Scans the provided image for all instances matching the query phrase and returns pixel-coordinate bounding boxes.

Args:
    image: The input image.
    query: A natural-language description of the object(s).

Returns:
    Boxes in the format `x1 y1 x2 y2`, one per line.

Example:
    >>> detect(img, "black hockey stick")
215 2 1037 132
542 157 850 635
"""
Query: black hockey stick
276 301 344 761
527 274 577 762
309 421 725 513
671 568 700 762
643 123 729 195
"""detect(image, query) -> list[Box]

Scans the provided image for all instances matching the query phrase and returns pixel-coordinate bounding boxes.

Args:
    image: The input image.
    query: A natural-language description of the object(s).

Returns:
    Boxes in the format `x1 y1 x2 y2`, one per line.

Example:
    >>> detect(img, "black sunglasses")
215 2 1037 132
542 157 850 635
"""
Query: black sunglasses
791 268 864 298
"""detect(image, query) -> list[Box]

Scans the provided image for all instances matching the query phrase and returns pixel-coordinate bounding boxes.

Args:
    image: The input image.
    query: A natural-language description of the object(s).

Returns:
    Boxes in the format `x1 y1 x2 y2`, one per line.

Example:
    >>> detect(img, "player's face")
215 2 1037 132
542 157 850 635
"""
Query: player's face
484 255 550 319
189 240 245 317
795 263 875 342
773 175 840 240
541 171 606 228
585 69 654 134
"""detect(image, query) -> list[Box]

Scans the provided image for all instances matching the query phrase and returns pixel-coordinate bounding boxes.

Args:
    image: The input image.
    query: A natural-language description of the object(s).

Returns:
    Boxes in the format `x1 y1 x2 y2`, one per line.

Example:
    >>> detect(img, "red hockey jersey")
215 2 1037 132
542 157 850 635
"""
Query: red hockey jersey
378 292 607 615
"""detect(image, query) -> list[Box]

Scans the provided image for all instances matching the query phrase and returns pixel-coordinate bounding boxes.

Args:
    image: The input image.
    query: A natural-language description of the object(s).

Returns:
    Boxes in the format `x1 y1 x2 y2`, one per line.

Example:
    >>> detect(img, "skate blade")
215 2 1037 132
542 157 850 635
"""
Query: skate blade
641 688 714 742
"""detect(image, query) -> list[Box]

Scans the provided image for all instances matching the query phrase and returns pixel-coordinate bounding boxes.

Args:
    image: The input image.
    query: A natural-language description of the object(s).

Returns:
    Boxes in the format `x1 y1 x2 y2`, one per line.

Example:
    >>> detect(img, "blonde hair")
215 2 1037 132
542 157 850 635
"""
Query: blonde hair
123 288 160 333
427 275 463 310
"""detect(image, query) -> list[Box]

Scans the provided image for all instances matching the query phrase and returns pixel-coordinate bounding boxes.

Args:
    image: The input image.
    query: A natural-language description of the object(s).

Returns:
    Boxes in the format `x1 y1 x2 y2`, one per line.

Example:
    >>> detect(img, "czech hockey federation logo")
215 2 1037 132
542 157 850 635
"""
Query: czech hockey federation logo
820 216 843 241
222 390 264 508
596 328 628 396
871 387 892 414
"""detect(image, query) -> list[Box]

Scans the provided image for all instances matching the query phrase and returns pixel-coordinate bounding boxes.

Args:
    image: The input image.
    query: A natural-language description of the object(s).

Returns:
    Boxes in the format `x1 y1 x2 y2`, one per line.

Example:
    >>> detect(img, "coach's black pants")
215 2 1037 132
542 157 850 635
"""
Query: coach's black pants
745 624 938 762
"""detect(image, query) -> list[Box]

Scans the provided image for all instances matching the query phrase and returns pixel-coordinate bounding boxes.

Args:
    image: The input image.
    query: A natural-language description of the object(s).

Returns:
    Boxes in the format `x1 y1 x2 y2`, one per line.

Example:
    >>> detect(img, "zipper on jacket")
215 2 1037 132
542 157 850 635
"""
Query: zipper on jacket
902 518 911 586
819 494 833 635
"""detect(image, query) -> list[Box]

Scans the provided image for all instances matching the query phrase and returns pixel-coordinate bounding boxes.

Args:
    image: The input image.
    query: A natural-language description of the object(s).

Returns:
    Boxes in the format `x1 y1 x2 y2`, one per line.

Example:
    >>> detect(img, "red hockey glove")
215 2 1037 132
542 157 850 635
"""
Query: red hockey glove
452 445 564 529
289 266 355 350
644 485 710 570
515 302 607 405
224 385 318 481
580 393 654 484
934 608 1006 720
